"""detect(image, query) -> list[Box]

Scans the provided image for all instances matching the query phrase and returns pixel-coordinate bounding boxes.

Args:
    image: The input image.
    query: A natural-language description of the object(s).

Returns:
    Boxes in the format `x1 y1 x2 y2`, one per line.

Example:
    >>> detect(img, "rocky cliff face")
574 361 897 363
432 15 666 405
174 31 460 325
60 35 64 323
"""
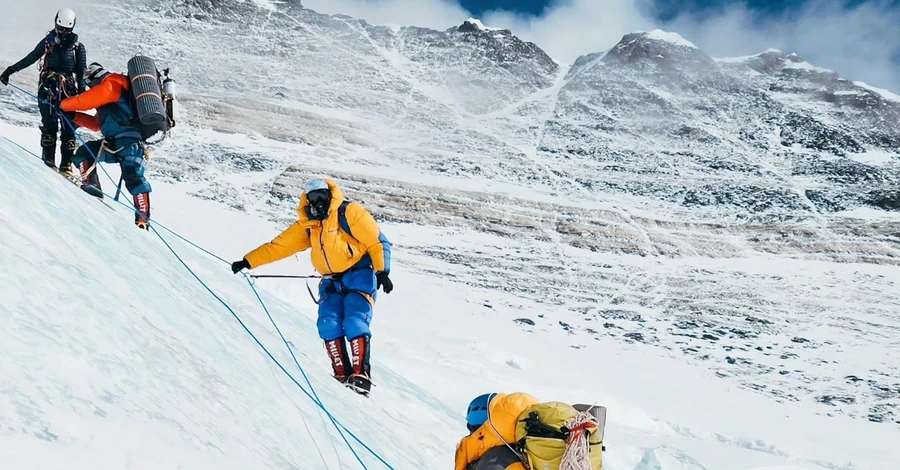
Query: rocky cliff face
542 31 900 223
108 1 898 224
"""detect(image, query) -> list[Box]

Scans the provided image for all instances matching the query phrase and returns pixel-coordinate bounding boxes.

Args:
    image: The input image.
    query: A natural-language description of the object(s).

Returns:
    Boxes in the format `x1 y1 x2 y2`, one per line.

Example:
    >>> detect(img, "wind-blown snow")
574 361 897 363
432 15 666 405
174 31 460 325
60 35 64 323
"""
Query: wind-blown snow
715 55 754 64
854 80 900 102
645 29 697 48
715 49 783 63
782 60 833 73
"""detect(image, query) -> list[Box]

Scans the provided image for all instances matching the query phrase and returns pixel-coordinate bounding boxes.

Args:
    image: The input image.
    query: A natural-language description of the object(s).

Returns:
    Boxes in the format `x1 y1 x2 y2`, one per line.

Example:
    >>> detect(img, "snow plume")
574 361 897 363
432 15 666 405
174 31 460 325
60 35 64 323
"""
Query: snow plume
663 0 900 93
302 0 900 92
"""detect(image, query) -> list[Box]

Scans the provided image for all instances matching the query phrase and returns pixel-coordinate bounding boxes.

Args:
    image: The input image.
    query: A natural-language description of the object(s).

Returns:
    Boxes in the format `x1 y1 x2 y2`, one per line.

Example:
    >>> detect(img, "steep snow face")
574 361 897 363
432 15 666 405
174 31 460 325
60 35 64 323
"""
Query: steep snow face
0 132 456 469
3 126 900 470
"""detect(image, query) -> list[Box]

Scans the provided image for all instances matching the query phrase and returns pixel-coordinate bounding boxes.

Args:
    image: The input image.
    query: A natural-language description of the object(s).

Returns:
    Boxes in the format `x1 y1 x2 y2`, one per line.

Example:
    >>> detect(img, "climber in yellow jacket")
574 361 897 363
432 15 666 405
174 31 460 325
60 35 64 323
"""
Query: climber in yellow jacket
455 392 539 470
231 178 392 395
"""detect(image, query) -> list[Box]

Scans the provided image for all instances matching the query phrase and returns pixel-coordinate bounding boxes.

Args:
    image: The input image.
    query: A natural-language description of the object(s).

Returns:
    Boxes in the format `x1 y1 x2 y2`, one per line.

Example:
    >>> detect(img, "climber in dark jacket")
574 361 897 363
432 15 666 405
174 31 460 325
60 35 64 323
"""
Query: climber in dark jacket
1 8 87 174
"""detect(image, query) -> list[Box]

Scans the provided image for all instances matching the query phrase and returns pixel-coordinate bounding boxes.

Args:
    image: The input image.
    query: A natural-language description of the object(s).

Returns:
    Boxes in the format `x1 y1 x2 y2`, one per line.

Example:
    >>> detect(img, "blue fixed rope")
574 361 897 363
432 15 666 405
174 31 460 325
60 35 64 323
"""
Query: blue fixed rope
151 225 375 470
244 277 367 468
3 83 395 469
244 278 395 469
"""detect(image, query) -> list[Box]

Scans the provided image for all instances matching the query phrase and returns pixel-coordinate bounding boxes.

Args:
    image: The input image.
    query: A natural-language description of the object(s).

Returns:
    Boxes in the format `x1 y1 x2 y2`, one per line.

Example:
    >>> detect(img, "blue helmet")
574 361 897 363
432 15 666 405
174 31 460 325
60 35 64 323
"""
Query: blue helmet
466 393 497 431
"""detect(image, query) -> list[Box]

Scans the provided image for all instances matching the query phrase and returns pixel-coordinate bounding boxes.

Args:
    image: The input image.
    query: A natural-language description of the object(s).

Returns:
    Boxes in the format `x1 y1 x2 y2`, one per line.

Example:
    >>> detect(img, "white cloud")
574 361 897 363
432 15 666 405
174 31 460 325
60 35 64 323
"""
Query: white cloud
299 0 900 91
482 0 652 62
664 0 900 92
290 0 900 91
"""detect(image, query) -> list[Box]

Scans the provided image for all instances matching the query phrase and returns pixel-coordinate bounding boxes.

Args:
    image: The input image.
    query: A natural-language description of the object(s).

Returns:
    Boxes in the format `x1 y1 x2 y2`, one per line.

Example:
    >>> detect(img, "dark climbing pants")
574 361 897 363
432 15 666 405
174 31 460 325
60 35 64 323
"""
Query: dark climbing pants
37 76 77 167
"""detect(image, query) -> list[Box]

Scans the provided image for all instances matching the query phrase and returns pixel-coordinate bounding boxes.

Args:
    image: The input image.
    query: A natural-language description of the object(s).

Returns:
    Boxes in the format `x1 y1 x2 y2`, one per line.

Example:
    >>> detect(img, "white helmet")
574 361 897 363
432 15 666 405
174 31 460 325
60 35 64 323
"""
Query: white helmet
55 8 76 29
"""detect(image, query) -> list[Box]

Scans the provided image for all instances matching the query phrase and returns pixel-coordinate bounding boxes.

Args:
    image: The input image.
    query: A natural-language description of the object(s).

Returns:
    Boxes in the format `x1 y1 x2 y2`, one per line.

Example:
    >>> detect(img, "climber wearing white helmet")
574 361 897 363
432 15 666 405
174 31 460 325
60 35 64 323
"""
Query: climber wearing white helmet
1 8 87 174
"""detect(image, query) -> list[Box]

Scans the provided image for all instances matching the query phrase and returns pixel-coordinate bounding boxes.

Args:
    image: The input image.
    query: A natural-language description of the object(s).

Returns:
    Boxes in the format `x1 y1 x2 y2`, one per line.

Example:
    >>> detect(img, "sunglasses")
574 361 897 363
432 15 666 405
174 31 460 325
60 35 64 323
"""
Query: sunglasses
55 25 73 35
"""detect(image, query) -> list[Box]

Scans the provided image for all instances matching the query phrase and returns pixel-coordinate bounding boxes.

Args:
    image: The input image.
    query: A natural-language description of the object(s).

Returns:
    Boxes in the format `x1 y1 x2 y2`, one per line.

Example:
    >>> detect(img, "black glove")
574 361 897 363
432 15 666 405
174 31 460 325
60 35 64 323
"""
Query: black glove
376 272 393 294
0 69 10 86
231 258 250 274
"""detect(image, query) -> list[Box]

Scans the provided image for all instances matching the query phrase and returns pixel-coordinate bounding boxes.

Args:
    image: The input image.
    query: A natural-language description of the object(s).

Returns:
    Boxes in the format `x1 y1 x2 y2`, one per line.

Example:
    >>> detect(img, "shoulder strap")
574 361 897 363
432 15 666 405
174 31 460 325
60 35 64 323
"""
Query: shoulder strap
41 38 54 71
338 201 356 241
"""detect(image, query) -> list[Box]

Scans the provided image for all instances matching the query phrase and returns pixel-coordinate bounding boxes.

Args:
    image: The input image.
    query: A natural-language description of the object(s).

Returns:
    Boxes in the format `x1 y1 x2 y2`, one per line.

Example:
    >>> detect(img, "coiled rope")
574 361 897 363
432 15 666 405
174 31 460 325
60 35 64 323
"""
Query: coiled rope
559 412 599 470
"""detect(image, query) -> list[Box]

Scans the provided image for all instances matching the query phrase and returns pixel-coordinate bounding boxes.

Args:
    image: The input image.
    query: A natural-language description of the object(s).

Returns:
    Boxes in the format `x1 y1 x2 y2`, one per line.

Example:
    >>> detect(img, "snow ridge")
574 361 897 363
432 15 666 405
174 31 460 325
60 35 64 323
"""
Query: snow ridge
854 80 900 102
463 17 489 30
645 29 698 48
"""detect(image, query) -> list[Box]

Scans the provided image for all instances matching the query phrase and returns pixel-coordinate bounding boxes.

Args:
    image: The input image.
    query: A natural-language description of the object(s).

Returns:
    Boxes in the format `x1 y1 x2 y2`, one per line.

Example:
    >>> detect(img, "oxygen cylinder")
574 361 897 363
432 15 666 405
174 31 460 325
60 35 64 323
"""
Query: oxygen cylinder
162 76 176 99
161 70 177 128
127 55 168 143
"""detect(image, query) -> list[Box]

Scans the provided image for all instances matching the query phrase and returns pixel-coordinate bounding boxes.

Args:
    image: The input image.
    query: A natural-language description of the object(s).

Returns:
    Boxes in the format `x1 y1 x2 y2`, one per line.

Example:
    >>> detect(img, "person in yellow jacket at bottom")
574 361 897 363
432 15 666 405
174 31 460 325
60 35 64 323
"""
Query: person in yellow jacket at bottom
455 392 539 470
231 178 393 396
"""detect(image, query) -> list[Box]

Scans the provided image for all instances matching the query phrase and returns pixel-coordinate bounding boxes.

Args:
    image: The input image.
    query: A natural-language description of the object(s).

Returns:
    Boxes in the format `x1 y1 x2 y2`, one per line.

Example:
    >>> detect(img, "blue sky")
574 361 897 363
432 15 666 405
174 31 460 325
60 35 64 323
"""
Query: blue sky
304 0 900 91
458 0 550 16
460 0 873 20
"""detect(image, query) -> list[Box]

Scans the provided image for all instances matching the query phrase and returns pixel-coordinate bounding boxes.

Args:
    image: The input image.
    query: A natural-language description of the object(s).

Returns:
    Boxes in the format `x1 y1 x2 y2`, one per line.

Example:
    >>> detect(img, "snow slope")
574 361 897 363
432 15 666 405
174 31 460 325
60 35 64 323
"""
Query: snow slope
0 129 454 469
2 123 900 469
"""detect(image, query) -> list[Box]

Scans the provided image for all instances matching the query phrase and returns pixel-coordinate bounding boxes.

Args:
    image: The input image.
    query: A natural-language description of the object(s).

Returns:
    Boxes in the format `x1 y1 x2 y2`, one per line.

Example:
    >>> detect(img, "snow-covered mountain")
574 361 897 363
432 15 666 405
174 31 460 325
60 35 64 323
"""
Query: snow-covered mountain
2 0 900 468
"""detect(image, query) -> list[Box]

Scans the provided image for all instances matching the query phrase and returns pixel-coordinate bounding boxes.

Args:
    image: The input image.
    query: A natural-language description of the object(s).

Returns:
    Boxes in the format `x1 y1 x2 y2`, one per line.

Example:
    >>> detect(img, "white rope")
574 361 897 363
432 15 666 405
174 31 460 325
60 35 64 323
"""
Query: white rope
559 411 599 470
487 412 527 462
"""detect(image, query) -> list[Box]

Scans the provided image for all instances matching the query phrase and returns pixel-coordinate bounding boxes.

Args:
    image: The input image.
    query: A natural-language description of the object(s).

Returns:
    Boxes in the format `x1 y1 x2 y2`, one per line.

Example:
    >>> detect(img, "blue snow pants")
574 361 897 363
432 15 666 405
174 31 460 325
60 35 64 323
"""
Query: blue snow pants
73 139 151 195
316 266 377 341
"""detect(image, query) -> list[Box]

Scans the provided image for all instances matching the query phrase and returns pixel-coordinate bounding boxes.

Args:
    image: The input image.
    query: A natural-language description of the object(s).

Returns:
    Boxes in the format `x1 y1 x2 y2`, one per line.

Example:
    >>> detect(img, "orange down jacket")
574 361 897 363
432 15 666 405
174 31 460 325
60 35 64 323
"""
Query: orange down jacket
454 392 539 470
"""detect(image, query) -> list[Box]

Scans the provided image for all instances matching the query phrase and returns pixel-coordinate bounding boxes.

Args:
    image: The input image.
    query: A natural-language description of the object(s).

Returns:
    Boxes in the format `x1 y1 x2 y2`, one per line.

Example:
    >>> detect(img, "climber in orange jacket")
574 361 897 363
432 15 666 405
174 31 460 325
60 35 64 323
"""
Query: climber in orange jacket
455 392 539 470
60 62 151 228
231 178 392 395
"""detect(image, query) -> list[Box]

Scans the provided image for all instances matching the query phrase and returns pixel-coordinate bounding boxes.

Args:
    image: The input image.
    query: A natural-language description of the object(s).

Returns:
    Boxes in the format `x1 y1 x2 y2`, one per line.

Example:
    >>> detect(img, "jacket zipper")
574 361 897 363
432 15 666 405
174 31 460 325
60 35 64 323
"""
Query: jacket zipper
318 223 335 274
